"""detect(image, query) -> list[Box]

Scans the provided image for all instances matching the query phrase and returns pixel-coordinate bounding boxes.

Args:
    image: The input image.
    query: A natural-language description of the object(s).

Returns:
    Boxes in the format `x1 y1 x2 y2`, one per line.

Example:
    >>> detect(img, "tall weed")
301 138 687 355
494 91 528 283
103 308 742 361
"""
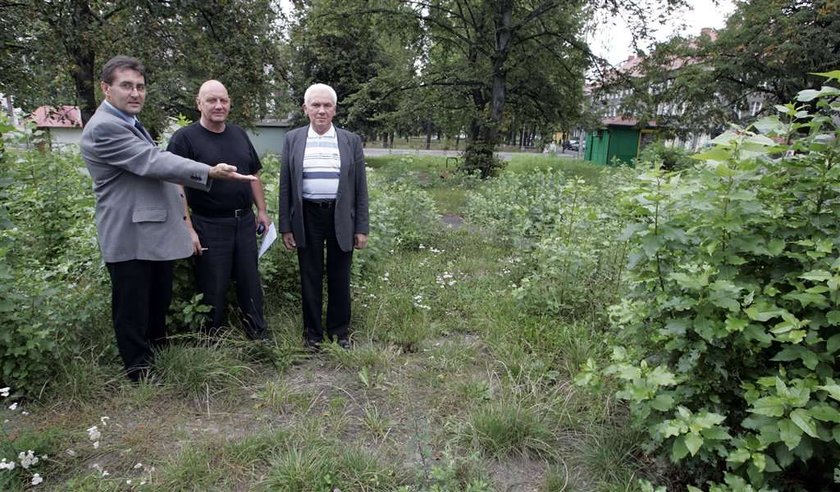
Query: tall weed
580 75 840 489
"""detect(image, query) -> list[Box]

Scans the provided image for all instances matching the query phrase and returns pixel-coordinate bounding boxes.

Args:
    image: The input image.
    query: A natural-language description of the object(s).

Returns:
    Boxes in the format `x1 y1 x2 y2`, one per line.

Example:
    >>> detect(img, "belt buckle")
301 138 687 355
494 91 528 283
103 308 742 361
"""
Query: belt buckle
234 209 246 218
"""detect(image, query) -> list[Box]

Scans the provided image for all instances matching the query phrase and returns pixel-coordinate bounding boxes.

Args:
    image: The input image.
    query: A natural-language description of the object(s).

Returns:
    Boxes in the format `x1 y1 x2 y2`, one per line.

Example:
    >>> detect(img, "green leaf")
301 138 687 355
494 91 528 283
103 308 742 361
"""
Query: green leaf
745 305 786 322
693 412 726 428
771 345 820 370
811 70 840 80
809 404 840 423
727 447 750 463
671 435 689 462
790 408 818 438
751 396 786 417
827 334 840 354
650 394 675 411
670 272 707 290
827 311 840 326
784 291 829 308
744 324 773 345
725 316 748 333
767 239 785 256
750 452 767 472
779 419 803 450
684 433 704 456
797 89 821 102
693 147 732 161
648 366 677 387
801 270 832 282
819 383 840 402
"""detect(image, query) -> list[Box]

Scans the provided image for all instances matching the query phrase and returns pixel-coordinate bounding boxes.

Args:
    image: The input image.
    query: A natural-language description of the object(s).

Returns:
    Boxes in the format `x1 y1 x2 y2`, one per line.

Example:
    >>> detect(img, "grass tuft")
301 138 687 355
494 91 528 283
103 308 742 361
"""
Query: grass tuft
154 342 253 407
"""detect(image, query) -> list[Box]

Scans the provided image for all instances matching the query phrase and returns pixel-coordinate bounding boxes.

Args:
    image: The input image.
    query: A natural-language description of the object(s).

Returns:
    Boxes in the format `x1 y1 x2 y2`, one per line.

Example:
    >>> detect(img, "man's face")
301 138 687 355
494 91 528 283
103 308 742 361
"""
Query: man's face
102 68 146 115
197 82 231 125
303 90 335 135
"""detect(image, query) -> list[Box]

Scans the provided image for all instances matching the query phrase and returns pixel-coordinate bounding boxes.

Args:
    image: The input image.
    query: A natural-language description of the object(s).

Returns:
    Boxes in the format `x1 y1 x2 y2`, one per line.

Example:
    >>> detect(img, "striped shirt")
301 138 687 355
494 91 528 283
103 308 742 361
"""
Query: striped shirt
302 125 340 201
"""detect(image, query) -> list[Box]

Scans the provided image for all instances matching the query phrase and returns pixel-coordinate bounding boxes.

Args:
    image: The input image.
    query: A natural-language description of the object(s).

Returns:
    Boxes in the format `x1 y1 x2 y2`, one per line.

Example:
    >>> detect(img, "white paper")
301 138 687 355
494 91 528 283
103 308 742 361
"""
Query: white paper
258 223 277 259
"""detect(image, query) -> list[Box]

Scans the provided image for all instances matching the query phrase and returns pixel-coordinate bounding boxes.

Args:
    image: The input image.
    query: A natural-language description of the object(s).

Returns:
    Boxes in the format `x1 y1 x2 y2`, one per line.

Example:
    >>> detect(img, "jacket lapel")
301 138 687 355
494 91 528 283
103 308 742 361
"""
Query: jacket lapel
336 129 350 185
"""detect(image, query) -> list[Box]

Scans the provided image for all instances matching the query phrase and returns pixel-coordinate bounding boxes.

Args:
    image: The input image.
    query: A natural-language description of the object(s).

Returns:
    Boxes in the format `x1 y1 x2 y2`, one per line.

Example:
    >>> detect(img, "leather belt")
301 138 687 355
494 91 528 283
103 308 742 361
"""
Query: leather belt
193 208 252 218
304 200 335 209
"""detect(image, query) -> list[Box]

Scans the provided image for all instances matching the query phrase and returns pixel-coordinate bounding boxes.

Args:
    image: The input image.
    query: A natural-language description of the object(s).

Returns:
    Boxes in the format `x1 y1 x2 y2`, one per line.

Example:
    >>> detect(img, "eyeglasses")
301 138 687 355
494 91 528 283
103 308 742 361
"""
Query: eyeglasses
114 82 146 93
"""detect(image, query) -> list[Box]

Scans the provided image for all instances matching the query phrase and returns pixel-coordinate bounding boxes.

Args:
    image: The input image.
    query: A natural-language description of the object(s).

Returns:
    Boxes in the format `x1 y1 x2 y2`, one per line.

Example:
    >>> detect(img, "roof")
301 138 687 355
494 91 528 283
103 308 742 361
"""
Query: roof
30 105 82 128
601 117 657 128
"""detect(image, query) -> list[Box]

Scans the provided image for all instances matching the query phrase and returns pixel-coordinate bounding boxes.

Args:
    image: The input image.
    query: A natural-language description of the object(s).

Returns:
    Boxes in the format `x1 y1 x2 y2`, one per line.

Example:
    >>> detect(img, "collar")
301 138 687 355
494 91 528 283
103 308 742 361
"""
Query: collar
103 100 139 125
308 124 336 138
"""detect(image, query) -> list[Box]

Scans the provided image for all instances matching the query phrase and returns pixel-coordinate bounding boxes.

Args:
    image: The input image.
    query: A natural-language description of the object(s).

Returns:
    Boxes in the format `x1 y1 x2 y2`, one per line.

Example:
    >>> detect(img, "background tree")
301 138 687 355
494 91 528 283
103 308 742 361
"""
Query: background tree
412 0 590 176
0 0 283 131
279 0 421 139
610 0 840 138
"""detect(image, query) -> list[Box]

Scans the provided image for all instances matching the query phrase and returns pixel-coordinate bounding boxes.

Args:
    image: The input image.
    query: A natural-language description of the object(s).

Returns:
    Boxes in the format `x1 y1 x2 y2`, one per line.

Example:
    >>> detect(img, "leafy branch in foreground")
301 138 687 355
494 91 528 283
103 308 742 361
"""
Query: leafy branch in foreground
580 71 840 490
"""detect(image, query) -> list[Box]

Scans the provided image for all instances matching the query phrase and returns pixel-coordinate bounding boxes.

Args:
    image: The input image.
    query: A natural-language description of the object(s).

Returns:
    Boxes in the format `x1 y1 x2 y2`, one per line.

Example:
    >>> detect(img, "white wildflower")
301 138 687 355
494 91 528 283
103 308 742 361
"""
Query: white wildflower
31 473 43 485
0 458 15 470
100 416 110 426
0 387 9 397
87 425 101 441
133 462 143 469
412 294 431 311
8 402 18 411
18 450 39 469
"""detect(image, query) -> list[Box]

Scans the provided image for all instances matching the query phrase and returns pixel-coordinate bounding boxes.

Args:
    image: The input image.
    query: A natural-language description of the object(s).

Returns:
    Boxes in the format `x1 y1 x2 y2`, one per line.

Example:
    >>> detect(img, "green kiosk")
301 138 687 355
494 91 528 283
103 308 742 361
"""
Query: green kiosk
584 119 657 166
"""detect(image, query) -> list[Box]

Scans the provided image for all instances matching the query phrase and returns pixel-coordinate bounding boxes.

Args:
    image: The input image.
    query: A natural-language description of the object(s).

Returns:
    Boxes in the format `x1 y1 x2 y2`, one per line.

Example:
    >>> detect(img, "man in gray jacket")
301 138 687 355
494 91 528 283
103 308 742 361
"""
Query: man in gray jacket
81 55 254 381
279 83 369 351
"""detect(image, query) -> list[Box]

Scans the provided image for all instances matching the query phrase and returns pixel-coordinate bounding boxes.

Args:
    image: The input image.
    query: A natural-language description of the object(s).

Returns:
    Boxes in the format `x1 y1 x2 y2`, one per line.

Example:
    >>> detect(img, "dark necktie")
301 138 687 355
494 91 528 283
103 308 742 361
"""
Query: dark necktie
134 119 152 143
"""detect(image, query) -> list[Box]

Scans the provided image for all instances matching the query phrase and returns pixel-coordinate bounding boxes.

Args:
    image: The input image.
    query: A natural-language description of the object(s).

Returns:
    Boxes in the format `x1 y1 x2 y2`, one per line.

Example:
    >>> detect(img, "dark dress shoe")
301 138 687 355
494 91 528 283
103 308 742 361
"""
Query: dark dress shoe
337 338 352 350
304 338 322 352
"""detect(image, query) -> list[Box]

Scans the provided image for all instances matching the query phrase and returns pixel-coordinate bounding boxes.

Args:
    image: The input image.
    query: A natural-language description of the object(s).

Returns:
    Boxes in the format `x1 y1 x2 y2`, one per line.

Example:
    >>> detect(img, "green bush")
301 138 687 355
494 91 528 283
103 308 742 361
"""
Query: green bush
580 73 840 490
465 168 632 319
355 167 442 276
0 123 111 394
636 141 695 171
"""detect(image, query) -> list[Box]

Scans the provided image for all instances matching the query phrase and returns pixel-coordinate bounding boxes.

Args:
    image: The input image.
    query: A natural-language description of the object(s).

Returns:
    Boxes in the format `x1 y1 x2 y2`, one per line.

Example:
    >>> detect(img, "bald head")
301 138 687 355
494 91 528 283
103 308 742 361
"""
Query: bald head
196 79 230 132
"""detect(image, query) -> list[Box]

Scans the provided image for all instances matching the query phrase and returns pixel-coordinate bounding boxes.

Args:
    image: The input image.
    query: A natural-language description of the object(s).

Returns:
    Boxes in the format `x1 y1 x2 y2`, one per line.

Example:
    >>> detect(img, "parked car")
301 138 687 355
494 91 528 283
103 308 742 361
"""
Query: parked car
563 139 579 151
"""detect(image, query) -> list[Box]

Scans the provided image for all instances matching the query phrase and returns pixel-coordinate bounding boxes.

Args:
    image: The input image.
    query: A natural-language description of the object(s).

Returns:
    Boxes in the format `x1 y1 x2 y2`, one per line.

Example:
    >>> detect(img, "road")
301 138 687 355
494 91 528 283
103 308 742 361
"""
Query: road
362 147 579 160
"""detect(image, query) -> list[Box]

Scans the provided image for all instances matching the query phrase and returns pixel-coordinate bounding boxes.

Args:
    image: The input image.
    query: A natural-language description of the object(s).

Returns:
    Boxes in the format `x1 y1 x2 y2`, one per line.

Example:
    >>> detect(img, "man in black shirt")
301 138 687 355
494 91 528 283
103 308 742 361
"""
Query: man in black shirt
167 80 270 340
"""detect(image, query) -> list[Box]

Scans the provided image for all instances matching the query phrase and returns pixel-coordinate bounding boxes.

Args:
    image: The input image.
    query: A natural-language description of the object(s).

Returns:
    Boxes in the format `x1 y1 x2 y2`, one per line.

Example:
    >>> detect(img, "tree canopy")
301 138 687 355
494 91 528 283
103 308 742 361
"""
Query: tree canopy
605 0 840 136
0 0 282 131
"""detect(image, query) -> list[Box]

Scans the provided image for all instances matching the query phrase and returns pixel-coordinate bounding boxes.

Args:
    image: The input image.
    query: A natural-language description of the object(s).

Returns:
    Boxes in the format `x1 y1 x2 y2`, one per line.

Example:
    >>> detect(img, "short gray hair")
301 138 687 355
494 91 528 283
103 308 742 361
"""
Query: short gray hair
304 83 337 106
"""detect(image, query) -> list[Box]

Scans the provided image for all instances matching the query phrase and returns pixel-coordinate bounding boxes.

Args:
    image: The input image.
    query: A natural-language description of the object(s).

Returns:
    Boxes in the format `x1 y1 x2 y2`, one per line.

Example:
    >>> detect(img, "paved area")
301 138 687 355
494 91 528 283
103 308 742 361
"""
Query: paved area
362 147 578 160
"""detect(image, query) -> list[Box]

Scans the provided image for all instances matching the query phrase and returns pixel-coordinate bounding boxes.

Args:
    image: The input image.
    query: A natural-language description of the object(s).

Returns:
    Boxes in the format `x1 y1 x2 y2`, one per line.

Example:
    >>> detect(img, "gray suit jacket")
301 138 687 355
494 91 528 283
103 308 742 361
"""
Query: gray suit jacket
279 125 369 252
81 102 212 263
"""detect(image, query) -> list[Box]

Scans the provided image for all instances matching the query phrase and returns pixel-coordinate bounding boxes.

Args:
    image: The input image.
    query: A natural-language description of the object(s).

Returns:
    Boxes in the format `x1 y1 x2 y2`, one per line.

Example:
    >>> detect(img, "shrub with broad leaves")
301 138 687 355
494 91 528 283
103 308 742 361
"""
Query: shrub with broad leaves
579 71 840 490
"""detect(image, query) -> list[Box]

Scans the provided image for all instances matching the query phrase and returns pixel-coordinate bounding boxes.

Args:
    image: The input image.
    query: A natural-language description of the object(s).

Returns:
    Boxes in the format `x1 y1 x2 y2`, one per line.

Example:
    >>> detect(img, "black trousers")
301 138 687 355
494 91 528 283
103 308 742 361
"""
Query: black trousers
298 202 353 342
191 211 267 339
106 259 174 380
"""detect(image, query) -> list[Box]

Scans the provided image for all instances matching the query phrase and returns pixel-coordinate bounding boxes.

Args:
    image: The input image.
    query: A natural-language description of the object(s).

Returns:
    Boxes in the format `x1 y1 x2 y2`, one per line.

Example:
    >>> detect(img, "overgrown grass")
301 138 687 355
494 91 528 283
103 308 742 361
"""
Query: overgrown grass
1 151 643 490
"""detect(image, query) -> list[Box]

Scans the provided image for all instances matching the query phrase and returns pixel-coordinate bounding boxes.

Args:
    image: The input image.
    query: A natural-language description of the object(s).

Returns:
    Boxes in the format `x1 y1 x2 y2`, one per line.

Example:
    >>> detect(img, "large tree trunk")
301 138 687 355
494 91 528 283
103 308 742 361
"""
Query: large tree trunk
41 0 98 125
461 0 512 178
71 0 97 125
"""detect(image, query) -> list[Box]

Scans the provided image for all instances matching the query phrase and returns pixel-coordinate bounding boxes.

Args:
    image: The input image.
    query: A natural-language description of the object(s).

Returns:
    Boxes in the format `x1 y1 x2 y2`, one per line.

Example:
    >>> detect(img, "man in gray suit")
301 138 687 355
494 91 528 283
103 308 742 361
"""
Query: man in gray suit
81 55 255 381
279 83 369 351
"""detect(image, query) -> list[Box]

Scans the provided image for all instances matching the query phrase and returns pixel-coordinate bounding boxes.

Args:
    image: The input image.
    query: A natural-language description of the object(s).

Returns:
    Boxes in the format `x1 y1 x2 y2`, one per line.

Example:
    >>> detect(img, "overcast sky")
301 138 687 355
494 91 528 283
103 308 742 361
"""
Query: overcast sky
588 0 736 65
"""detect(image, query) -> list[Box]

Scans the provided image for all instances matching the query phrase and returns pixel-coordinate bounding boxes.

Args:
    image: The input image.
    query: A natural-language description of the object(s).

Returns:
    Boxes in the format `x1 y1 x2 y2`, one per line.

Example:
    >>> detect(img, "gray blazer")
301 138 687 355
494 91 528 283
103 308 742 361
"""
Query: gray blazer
81 102 212 263
279 125 369 252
